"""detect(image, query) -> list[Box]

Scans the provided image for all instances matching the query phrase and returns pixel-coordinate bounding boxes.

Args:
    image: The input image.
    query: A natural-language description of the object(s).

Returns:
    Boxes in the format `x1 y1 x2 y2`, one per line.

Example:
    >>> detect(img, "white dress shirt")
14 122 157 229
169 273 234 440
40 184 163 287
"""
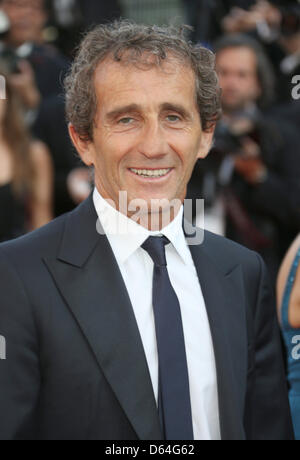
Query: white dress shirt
93 188 221 440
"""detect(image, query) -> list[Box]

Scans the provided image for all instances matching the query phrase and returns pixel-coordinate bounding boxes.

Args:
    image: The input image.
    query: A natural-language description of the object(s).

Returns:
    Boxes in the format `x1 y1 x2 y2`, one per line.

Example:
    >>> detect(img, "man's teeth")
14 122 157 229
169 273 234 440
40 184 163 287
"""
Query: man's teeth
130 168 171 177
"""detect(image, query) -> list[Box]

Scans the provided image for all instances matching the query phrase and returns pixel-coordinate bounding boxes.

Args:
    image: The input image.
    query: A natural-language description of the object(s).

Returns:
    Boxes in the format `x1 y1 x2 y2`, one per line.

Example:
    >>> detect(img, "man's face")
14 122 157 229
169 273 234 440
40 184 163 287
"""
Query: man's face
71 57 214 218
216 47 261 113
1 0 46 46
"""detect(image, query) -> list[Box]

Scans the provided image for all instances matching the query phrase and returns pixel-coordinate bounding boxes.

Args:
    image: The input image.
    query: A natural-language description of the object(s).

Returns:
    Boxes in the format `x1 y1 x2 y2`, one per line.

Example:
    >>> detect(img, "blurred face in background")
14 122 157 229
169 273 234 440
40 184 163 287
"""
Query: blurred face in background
216 46 261 113
1 0 47 47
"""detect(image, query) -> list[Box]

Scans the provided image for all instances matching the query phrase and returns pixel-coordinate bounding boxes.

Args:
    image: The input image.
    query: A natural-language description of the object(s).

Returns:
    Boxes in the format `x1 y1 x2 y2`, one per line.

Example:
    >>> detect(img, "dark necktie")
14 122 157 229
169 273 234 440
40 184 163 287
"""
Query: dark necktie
141 236 194 440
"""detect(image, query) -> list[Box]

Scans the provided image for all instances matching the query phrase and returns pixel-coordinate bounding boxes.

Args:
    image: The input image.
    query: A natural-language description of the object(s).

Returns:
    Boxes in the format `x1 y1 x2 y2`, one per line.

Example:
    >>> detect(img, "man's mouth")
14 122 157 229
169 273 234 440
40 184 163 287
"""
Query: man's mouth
129 168 172 178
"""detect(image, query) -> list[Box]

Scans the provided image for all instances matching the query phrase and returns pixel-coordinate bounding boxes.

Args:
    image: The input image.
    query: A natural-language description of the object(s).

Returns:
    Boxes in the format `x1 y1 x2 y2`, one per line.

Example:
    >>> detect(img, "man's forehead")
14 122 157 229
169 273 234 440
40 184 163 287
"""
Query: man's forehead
94 55 195 92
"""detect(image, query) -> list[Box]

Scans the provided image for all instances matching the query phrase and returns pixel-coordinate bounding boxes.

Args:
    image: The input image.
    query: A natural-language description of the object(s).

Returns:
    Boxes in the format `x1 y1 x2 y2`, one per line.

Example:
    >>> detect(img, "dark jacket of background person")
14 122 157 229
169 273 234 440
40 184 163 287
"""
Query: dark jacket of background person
26 43 69 100
0 194 294 440
33 96 80 217
224 118 300 285
49 0 122 57
21 48 71 217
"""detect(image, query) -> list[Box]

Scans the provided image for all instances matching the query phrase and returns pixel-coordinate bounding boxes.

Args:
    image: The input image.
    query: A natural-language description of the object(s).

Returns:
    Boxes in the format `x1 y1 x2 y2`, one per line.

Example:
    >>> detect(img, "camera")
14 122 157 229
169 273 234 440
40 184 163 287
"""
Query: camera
213 113 261 158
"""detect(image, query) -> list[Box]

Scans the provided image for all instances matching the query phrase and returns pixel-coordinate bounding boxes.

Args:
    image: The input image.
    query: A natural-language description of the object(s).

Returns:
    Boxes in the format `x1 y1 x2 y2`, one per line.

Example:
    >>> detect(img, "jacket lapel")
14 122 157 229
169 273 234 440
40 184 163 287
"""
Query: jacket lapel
43 195 162 440
189 235 248 440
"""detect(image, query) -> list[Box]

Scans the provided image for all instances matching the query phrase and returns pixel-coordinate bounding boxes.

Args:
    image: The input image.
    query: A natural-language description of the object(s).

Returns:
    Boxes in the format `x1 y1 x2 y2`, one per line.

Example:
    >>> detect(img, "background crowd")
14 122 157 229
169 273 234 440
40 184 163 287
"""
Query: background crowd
0 1 298 276
1 0 299 286
0 0 299 439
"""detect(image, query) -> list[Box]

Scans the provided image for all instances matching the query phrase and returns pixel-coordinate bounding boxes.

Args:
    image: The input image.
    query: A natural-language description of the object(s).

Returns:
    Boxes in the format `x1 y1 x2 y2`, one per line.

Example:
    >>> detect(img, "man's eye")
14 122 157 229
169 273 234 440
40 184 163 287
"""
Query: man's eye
118 117 134 125
166 115 181 122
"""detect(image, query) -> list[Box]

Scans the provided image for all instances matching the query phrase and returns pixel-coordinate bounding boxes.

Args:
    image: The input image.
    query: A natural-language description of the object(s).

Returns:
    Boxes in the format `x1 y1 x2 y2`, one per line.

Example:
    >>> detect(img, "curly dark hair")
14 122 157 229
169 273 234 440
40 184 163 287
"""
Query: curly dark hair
64 20 222 141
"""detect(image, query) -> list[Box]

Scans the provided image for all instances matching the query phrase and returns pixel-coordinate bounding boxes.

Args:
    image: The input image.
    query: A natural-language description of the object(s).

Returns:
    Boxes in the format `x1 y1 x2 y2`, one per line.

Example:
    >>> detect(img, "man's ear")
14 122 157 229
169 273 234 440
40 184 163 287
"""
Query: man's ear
197 124 216 160
68 124 94 166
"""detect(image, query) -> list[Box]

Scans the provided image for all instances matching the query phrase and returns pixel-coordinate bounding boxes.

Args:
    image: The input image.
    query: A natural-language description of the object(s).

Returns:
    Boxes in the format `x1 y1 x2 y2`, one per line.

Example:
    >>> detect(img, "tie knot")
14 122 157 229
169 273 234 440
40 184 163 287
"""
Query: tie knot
141 236 170 267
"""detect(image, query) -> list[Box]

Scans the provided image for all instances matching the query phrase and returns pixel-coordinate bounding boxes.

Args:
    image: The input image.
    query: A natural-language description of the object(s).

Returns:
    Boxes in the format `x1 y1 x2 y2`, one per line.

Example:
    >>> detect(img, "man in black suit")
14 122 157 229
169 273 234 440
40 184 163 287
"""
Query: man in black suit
0 20 294 440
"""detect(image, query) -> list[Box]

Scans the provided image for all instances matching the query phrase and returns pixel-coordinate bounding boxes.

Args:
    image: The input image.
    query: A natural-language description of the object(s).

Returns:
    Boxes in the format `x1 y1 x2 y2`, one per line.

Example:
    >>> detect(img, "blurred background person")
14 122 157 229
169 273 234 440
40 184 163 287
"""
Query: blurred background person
221 0 281 36
277 233 300 440
221 0 300 109
0 68 53 242
182 0 256 45
0 0 82 217
188 34 300 286
48 0 123 58
183 0 300 121
0 0 69 105
32 93 87 216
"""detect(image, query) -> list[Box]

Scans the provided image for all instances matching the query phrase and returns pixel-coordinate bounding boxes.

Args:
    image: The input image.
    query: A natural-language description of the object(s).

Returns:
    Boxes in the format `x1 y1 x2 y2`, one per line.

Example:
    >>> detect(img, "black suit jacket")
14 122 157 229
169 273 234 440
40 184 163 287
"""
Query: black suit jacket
0 195 294 440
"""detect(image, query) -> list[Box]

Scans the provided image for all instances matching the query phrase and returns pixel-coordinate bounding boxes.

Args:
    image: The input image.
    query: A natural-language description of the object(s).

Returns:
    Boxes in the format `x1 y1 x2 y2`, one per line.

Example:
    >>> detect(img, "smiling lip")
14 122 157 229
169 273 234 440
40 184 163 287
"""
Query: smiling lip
128 168 173 180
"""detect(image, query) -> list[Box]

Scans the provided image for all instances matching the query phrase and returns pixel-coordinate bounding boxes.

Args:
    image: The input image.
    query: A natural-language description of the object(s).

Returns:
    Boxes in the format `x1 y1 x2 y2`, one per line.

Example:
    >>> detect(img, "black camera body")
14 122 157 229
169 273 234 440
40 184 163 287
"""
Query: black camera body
213 113 262 158
213 123 244 157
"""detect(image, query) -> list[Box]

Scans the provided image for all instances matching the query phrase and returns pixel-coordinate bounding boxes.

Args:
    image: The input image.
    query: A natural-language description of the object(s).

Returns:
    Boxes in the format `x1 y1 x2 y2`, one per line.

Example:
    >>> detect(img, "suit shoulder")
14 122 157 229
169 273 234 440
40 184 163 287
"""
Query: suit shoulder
202 229 261 271
201 231 267 308
203 229 255 255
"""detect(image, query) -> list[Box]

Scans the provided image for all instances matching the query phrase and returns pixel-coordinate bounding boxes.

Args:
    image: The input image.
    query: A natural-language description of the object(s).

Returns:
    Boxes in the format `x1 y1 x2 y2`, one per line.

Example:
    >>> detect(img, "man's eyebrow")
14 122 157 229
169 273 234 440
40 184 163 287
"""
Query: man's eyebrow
105 104 141 120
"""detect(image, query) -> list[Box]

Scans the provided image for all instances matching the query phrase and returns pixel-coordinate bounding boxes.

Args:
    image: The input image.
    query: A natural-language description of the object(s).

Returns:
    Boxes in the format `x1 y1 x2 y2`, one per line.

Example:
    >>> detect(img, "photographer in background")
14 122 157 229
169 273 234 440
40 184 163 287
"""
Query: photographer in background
221 0 300 104
0 0 77 217
188 34 300 286
0 0 69 109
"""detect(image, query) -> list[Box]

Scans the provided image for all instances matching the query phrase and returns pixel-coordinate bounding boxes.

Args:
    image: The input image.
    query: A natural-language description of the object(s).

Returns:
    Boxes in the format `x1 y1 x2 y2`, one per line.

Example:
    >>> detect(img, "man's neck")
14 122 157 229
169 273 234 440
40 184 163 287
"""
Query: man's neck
128 208 182 232
95 187 183 232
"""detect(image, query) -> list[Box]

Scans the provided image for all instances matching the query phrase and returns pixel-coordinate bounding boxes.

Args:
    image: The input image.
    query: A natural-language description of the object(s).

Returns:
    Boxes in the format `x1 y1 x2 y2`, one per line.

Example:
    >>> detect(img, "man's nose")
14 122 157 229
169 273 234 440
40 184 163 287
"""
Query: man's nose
137 120 169 159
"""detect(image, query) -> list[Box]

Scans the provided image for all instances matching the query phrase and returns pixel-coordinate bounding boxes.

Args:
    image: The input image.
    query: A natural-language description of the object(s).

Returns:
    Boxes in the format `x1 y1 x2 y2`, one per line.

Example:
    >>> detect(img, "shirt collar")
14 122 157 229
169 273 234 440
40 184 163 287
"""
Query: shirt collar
93 187 191 265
